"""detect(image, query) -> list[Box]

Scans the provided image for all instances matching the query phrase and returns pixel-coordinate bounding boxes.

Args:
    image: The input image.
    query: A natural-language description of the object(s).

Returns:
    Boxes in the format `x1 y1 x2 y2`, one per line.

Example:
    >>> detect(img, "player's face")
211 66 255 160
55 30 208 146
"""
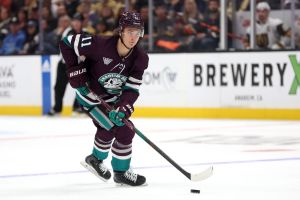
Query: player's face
122 27 142 48
257 9 269 23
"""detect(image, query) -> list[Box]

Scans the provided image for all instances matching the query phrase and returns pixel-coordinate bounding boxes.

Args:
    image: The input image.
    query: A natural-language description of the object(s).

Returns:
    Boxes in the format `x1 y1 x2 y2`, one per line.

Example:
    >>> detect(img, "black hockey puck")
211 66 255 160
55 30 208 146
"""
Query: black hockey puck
190 189 200 194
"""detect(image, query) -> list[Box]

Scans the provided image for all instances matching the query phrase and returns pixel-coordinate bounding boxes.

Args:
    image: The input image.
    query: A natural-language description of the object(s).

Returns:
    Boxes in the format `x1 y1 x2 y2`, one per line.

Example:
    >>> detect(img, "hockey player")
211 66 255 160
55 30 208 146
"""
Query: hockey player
59 11 148 186
243 1 291 50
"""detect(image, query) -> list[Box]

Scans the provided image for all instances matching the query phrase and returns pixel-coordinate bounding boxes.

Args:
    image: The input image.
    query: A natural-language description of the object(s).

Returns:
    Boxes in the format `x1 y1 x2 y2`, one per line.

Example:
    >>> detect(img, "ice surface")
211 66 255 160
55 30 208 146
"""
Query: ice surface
0 116 299 200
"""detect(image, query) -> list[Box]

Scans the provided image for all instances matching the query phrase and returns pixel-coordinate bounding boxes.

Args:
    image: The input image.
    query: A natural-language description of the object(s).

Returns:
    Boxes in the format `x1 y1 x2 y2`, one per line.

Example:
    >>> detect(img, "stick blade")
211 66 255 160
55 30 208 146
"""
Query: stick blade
190 166 213 182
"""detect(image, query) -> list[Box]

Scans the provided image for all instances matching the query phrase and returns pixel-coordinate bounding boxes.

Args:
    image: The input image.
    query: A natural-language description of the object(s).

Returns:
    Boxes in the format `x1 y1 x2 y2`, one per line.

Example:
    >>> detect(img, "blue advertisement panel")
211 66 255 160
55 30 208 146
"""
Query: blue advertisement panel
41 55 51 115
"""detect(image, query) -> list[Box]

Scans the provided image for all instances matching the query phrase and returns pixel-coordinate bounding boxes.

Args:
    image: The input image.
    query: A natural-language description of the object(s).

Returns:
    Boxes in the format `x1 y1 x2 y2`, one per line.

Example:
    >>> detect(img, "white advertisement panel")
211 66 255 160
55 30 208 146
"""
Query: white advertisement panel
137 52 300 109
1 52 299 116
188 52 300 108
137 54 188 107
0 56 41 105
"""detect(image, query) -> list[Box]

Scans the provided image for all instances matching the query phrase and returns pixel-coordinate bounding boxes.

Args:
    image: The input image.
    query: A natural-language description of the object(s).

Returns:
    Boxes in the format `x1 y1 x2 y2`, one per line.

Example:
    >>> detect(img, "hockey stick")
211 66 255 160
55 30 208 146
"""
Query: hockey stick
90 90 213 182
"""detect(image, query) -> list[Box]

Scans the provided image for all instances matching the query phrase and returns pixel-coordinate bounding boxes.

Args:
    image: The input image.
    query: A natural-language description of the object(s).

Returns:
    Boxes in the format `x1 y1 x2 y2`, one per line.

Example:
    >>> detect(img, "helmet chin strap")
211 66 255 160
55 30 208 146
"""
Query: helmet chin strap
120 33 132 50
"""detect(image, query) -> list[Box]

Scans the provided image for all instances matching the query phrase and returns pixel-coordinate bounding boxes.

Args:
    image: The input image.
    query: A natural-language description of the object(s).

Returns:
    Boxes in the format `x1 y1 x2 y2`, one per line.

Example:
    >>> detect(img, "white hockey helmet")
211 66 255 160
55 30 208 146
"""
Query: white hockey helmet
256 2 271 11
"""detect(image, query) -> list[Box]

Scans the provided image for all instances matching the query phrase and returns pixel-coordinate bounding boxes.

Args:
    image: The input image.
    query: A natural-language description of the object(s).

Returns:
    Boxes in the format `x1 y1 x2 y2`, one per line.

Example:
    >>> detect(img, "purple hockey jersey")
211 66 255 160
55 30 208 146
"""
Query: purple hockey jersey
59 34 149 107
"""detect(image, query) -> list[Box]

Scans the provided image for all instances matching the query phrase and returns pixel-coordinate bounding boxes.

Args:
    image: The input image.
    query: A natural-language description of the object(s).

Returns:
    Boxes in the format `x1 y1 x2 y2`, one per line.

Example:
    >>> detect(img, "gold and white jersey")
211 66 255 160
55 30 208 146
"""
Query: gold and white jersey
246 17 290 49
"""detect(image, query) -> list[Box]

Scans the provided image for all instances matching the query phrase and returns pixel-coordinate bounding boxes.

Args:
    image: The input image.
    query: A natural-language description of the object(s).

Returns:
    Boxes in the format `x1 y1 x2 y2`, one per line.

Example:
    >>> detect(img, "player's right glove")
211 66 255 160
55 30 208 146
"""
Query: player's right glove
108 103 134 126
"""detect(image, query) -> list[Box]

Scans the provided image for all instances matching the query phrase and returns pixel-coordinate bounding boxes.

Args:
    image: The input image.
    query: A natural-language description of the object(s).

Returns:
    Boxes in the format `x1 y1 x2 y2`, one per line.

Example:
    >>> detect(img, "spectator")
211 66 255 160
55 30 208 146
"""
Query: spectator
98 5 115 32
138 5 149 50
111 0 124 17
27 5 39 22
41 6 57 31
172 0 204 51
243 2 291 49
191 0 233 51
43 15 70 54
0 16 26 55
182 0 204 23
132 0 148 11
166 0 184 19
92 0 122 18
154 3 174 39
196 0 207 13
77 0 97 34
19 19 39 54
39 19 60 54
154 3 180 51
0 0 11 10
51 0 67 18
16 8 28 32
93 18 113 36
65 0 80 17
56 2 68 18
10 0 25 13
0 6 11 44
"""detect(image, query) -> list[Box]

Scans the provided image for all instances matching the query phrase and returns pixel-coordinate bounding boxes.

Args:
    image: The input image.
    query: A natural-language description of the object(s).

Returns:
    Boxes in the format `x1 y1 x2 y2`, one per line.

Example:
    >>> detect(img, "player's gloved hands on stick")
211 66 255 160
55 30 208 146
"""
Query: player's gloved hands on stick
109 104 133 127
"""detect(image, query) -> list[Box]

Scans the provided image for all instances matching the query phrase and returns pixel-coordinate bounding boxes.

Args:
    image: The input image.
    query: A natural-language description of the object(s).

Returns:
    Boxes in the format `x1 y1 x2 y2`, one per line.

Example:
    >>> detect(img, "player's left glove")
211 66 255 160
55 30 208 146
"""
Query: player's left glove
109 103 134 127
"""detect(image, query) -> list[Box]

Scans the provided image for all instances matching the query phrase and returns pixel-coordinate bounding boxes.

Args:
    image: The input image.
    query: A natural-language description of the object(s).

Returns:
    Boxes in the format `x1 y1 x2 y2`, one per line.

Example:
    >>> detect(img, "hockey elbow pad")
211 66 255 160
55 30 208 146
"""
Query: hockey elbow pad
66 62 88 88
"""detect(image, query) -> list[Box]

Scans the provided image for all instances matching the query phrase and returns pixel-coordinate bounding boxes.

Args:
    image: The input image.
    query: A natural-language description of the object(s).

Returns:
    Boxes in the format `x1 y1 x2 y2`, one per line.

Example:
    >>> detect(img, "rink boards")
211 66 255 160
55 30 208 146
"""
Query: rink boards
0 52 299 119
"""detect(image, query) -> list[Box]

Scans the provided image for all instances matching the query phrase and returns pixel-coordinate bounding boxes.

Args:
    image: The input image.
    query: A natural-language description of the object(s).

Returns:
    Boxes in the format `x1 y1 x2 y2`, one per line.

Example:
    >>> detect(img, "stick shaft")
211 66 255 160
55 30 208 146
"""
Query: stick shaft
133 126 191 179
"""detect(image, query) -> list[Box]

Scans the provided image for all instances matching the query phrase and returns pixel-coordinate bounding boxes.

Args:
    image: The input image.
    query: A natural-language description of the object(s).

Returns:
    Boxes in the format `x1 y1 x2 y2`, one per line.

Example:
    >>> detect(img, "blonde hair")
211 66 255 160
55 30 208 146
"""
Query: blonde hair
183 0 200 22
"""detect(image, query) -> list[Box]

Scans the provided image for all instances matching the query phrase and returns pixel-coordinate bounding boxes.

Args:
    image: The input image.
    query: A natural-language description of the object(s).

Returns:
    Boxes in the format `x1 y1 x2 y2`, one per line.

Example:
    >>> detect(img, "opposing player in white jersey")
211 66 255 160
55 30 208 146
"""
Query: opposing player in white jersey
243 2 291 50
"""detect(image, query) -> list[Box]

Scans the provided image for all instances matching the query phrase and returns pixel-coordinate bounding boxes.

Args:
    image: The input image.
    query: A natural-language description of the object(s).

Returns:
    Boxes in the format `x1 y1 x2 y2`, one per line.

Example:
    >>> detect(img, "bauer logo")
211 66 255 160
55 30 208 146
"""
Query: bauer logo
69 68 87 78
143 67 177 90
288 55 300 95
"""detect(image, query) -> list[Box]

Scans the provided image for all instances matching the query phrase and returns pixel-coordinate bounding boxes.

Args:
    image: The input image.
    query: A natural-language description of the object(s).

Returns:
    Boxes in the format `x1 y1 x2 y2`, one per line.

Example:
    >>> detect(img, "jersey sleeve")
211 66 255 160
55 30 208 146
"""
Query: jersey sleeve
59 34 99 89
118 50 149 108
61 34 98 59
59 34 104 108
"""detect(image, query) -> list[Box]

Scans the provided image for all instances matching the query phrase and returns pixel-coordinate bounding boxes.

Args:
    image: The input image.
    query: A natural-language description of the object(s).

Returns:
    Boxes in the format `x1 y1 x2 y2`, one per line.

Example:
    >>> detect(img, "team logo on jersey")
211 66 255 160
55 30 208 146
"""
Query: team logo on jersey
289 55 300 95
103 57 113 65
98 73 127 94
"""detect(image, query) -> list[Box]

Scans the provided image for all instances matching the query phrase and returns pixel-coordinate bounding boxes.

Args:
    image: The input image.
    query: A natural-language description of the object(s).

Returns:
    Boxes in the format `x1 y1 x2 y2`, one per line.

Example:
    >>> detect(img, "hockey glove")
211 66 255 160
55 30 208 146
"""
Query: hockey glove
109 104 134 127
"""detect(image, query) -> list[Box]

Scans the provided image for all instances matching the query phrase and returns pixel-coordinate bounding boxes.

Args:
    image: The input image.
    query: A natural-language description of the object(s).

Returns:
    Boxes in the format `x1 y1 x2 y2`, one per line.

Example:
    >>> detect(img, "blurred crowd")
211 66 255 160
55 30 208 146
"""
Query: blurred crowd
0 0 300 55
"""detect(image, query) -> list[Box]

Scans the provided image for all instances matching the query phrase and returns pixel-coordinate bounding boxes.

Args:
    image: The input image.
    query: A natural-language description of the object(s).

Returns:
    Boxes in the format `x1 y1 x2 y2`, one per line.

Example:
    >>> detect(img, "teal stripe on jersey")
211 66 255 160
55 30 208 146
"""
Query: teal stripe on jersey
62 36 72 47
77 86 90 96
76 94 92 108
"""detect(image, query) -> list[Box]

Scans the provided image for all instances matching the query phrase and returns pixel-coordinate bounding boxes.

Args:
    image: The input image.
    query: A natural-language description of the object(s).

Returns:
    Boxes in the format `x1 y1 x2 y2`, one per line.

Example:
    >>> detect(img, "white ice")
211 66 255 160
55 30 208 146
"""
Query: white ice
0 116 299 200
